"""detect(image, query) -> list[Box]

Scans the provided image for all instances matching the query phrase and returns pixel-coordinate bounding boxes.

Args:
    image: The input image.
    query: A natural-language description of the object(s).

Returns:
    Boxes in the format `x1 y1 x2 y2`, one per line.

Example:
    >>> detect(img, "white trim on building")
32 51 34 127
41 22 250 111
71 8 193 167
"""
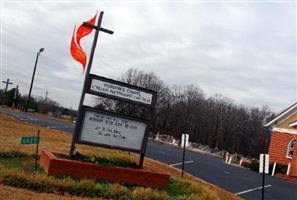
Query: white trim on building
289 121 297 128
272 127 297 135
265 102 297 127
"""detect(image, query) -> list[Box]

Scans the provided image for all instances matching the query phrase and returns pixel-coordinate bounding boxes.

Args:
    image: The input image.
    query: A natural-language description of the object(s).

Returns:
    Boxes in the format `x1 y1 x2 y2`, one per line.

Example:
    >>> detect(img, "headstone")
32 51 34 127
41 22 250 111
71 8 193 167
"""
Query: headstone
155 132 160 141
172 138 177 145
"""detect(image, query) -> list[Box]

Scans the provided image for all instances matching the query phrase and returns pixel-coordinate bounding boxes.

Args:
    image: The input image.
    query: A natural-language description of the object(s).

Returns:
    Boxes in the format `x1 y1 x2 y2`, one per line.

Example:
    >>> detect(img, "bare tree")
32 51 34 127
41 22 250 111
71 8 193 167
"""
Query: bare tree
93 68 274 157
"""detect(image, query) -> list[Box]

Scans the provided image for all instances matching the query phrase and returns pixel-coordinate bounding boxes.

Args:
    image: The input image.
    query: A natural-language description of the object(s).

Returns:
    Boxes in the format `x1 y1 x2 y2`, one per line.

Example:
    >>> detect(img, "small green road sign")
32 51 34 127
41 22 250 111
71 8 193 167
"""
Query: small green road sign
21 136 39 144
20 130 40 172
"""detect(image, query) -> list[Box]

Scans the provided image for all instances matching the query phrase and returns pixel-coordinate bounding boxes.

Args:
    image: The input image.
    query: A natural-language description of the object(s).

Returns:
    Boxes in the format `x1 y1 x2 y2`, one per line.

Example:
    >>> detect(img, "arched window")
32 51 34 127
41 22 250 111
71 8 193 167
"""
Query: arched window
287 138 296 158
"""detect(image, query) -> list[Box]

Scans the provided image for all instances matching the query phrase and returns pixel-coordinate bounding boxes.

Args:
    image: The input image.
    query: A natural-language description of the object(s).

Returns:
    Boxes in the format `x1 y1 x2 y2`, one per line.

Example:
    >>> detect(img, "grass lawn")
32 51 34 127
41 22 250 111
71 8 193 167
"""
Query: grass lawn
0 112 242 200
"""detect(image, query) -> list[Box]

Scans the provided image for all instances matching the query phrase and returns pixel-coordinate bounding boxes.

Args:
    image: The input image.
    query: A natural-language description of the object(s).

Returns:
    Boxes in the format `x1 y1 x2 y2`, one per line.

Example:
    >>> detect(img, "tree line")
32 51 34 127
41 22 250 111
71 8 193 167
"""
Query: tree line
0 88 76 117
1 68 275 158
96 68 275 157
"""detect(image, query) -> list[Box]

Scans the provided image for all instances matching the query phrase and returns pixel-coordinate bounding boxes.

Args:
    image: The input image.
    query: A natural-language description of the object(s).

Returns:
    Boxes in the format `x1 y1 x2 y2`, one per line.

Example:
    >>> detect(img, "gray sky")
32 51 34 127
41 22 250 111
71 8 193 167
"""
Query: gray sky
1 1 296 112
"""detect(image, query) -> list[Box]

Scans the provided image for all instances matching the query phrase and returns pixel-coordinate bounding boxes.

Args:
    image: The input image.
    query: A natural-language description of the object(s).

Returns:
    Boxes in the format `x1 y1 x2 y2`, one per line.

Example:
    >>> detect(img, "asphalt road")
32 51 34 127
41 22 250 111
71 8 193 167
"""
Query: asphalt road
1 109 297 200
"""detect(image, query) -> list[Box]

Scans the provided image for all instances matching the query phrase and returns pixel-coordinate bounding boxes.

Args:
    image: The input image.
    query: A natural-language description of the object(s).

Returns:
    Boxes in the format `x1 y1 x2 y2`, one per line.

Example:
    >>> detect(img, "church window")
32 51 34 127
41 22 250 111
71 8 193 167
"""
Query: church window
287 138 296 158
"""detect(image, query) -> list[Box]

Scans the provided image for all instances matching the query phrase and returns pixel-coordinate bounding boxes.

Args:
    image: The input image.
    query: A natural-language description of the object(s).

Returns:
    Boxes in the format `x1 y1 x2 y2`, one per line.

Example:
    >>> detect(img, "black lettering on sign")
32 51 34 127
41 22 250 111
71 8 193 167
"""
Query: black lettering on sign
129 125 137 130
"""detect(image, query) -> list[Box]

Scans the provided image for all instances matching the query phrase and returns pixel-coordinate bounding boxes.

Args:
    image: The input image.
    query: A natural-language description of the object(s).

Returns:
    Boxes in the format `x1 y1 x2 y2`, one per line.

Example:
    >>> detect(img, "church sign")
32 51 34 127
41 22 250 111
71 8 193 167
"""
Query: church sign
77 107 150 153
86 74 156 107
71 73 157 167
69 11 157 168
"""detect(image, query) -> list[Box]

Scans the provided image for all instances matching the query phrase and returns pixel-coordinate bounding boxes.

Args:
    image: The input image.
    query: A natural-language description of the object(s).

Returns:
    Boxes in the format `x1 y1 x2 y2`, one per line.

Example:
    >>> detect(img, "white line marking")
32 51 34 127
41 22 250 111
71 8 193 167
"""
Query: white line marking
235 185 272 196
169 160 194 167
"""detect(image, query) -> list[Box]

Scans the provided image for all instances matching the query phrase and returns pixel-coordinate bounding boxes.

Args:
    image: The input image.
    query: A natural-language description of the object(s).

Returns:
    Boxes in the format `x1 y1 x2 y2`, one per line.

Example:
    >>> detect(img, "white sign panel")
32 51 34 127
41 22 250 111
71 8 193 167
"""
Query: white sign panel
259 154 269 174
181 134 189 148
80 110 147 151
90 79 153 105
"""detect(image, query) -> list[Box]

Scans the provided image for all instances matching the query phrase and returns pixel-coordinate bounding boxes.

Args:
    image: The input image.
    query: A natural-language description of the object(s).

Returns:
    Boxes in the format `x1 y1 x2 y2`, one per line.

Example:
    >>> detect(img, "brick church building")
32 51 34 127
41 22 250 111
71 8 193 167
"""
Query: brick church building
265 102 297 177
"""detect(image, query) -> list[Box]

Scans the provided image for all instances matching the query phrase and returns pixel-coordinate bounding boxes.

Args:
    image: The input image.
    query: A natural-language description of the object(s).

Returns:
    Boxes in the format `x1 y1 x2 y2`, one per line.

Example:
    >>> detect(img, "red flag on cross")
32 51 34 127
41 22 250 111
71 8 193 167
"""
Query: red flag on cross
70 13 97 72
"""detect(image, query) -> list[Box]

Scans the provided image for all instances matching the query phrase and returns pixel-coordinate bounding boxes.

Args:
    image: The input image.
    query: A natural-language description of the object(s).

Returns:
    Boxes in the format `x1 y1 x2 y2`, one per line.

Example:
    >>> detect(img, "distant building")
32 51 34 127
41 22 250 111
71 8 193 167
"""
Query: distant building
265 102 297 177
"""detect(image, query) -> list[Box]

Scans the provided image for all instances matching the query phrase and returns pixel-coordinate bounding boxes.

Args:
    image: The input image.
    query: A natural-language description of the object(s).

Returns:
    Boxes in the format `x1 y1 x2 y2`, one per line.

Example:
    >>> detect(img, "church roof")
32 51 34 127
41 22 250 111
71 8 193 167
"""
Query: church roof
265 102 297 127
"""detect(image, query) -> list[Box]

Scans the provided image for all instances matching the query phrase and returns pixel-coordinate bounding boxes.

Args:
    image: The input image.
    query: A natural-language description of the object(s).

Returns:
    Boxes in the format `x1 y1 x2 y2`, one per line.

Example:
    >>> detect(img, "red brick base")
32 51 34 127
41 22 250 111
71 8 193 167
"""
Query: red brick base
39 150 169 188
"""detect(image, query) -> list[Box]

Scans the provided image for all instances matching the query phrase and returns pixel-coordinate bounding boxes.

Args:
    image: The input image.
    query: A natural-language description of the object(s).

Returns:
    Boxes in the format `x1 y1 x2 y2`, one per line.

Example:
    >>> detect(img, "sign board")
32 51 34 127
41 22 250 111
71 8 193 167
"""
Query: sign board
181 134 189 148
77 107 149 153
21 136 39 144
71 74 157 167
87 74 157 107
68 16 156 167
259 154 269 174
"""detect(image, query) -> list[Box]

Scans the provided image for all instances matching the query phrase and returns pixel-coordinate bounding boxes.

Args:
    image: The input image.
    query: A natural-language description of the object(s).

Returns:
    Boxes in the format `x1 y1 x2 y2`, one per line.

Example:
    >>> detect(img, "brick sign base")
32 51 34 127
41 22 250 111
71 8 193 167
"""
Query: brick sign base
40 150 169 188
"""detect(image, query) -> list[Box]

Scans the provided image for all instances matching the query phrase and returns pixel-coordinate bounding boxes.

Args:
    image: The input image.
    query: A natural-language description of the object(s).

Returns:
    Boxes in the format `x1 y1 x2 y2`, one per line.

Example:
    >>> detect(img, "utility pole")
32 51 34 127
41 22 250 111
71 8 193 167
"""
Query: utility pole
2 78 13 93
25 48 45 112
45 91 48 102
12 85 19 110
1 78 13 106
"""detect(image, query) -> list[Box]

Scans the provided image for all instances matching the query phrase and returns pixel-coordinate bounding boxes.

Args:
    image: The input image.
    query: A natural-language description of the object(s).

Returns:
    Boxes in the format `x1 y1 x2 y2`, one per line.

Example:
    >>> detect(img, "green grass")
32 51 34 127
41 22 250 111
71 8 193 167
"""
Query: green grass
0 158 22 169
166 179 193 197
0 150 220 200
0 151 44 174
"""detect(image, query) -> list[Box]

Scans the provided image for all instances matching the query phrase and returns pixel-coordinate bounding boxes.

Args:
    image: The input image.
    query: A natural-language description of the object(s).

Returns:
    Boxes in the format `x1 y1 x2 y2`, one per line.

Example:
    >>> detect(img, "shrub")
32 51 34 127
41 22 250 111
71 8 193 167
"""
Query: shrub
131 187 169 200
248 158 259 172
240 160 250 168
0 151 34 159
55 152 138 168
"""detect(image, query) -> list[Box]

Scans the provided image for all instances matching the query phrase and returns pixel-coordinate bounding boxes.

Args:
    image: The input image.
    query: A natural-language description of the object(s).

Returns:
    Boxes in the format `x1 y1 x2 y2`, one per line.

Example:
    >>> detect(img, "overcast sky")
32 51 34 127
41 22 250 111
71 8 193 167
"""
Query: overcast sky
1 1 296 112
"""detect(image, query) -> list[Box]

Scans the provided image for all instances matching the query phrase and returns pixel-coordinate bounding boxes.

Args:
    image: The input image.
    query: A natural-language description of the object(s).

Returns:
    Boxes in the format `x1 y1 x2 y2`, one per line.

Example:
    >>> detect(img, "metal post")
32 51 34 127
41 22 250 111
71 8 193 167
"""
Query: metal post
25 48 44 112
69 12 104 157
138 108 156 168
35 130 40 172
182 134 186 178
262 155 265 200
138 153 145 168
